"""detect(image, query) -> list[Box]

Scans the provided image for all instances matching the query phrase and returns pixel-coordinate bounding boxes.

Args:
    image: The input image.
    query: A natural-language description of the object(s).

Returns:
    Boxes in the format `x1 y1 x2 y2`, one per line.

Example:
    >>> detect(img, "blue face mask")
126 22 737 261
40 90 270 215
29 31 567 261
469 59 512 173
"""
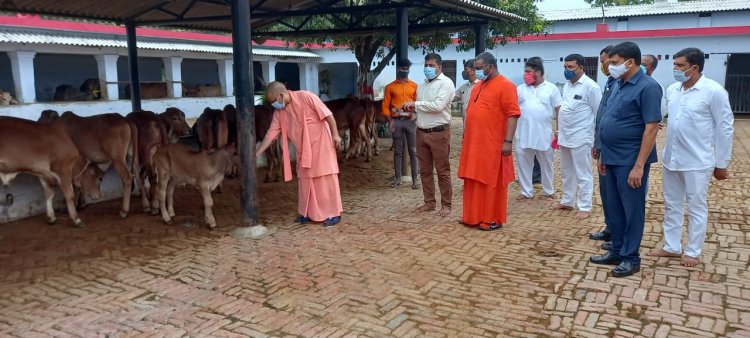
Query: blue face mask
640 65 648 75
564 69 577 80
271 95 285 110
673 67 693 83
424 66 437 80
475 65 489 81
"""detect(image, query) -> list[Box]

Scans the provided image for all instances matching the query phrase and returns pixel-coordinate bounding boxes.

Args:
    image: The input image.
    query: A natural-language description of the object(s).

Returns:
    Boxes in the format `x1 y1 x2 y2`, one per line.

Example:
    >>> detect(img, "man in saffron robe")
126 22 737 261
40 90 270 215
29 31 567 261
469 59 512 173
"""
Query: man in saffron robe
458 52 521 231
255 82 344 227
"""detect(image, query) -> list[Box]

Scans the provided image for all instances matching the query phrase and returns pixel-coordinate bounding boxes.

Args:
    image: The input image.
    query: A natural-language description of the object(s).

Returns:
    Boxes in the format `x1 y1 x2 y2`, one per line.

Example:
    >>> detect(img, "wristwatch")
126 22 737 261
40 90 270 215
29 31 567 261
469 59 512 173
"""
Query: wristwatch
504 139 513 144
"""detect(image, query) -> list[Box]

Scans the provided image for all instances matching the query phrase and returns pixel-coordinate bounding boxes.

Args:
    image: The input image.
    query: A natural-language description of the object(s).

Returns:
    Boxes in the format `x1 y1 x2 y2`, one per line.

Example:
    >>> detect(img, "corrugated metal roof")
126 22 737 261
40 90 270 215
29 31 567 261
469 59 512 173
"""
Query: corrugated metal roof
541 0 750 21
0 29 320 58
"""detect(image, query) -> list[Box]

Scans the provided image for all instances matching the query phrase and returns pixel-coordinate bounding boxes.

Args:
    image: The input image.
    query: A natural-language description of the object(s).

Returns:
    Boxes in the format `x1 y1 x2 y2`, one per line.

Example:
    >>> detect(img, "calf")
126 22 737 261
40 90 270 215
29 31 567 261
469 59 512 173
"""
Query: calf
124 83 168 100
159 107 192 143
194 107 229 152
39 110 139 218
326 97 372 162
186 84 222 97
126 110 170 213
53 85 93 101
0 117 103 226
152 143 237 229
252 104 283 182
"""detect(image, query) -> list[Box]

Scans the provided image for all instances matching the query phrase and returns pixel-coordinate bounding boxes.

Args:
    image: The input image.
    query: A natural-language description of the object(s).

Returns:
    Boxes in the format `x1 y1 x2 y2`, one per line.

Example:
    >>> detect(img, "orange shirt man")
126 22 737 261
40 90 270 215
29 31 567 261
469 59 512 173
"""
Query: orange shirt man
382 59 419 187
458 52 521 231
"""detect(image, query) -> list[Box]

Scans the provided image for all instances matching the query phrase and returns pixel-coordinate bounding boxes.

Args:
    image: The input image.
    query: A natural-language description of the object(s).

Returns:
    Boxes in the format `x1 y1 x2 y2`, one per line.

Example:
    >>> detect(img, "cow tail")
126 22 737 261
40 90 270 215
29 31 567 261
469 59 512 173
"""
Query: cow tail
127 120 140 178
217 109 229 150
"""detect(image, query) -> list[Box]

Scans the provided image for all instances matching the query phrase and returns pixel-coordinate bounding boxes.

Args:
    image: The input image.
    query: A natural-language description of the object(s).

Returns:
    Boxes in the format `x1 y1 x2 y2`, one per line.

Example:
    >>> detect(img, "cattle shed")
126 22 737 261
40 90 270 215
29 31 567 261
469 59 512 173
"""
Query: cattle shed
0 0 524 228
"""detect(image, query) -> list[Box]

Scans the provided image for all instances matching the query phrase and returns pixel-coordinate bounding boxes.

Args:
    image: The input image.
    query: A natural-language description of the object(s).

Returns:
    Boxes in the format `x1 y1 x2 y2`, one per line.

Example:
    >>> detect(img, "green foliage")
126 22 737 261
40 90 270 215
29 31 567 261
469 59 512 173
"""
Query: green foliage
584 0 654 6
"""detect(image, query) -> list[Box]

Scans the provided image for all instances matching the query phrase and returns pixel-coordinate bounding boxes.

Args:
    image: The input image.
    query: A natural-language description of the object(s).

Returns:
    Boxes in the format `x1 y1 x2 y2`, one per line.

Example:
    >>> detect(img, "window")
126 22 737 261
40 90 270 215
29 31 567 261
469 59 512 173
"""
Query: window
441 60 457 84
699 12 712 17
665 54 670 60
582 56 599 82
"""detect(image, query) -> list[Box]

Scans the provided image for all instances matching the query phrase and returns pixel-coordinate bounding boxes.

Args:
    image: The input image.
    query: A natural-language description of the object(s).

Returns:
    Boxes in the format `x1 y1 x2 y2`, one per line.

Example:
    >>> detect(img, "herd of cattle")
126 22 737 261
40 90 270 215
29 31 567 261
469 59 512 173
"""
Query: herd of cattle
50 78 225 101
0 96 384 229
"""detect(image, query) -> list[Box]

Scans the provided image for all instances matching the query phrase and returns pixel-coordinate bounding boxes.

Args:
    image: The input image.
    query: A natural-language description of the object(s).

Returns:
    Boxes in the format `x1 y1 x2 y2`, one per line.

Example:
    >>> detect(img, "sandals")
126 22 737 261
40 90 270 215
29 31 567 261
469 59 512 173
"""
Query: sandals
478 222 502 231
322 216 341 228
388 179 402 188
295 215 311 224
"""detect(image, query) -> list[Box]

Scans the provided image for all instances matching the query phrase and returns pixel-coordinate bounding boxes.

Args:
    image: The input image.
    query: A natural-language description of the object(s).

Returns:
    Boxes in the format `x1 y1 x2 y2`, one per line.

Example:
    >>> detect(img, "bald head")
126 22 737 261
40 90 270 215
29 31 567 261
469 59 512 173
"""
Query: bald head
265 81 288 101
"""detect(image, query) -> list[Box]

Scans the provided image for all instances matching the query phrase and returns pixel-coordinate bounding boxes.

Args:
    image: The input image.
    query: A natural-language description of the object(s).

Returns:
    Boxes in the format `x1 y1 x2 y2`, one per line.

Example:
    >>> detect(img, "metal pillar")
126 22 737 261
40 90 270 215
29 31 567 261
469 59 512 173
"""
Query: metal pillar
232 0 260 227
395 7 410 181
125 21 142 111
474 24 488 55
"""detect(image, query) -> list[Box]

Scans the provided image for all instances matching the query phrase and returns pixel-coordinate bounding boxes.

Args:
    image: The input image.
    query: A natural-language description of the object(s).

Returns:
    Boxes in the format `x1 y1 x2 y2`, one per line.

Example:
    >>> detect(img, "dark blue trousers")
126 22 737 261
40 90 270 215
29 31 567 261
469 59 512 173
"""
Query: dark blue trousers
599 173 611 236
604 164 650 265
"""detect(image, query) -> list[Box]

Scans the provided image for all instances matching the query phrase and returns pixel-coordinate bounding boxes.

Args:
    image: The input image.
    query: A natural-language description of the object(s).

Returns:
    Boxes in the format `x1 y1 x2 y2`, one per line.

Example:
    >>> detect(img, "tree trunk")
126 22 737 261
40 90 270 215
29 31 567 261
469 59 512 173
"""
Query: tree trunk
351 36 396 98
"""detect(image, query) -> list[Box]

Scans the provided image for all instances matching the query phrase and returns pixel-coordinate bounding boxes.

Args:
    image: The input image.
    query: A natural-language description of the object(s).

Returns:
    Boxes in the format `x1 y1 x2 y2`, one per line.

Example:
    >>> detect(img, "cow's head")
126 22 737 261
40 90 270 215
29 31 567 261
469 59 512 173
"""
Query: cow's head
160 107 191 142
73 160 104 200
80 78 101 100
38 110 60 123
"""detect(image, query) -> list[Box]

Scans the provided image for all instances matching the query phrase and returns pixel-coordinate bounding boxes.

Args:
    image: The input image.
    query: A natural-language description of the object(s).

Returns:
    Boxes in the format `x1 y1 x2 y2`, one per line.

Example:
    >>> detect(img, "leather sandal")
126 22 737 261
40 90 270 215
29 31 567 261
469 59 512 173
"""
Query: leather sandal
478 222 502 231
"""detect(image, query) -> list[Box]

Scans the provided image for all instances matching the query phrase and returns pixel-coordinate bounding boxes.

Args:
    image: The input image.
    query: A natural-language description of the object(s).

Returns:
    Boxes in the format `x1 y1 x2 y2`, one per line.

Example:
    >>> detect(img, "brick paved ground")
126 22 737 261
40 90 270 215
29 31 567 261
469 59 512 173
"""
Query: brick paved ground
1 118 748 337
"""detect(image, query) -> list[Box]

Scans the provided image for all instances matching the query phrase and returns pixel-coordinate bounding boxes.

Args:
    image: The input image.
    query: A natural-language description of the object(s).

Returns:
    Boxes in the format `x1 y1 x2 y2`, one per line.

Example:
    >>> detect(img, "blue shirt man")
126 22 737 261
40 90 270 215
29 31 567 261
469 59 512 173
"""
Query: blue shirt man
590 42 662 278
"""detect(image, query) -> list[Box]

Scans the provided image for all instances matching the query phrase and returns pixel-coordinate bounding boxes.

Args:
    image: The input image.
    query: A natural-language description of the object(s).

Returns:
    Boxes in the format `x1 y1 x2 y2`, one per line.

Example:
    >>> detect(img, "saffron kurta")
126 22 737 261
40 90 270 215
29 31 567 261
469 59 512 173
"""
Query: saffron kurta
264 90 343 221
458 74 521 225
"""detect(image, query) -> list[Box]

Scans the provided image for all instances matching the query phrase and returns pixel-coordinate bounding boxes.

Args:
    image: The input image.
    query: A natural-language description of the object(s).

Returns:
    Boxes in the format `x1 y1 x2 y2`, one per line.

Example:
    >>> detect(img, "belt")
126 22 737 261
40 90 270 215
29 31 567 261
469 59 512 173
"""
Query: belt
418 124 449 133
392 116 411 120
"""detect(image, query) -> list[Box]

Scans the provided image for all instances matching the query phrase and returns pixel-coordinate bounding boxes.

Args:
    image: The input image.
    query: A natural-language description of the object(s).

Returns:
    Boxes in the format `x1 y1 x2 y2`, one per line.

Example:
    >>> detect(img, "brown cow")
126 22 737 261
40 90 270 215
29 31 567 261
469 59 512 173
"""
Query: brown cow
39 110 139 218
194 107 229 152
80 78 102 100
152 143 237 228
0 89 19 105
185 84 222 97
251 104 284 182
0 116 103 226
124 83 168 100
159 107 192 143
53 85 93 101
126 110 169 213
326 97 372 162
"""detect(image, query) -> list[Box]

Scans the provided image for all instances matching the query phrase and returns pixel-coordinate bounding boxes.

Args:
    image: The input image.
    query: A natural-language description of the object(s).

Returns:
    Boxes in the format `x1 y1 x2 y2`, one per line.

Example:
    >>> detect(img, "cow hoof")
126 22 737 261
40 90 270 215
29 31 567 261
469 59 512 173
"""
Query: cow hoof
47 217 57 225
151 210 160 216
143 207 151 214
207 223 217 230
119 210 128 218
164 218 173 225
73 219 85 228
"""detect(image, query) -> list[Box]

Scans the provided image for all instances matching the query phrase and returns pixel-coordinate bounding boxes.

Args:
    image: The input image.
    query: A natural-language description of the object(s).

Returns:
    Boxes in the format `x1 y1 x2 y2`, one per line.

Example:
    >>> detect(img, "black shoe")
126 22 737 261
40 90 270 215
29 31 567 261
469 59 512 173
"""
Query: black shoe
589 252 622 265
322 216 341 228
611 262 640 278
589 231 612 241
601 242 613 251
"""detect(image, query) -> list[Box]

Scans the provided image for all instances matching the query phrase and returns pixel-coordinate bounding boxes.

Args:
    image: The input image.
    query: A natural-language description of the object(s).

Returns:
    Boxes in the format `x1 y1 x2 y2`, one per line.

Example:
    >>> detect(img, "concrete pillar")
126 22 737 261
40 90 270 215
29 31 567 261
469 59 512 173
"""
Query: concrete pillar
217 59 233 96
299 62 309 90
95 54 119 100
304 62 320 94
261 60 277 84
7 51 36 103
162 56 183 98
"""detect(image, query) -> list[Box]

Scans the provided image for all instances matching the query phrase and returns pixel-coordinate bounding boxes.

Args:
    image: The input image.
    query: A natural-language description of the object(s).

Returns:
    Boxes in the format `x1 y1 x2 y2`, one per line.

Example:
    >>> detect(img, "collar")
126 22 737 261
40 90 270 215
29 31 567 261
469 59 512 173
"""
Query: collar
425 72 447 84
572 73 588 85
391 79 415 85
621 68 645 85
682 74 706 91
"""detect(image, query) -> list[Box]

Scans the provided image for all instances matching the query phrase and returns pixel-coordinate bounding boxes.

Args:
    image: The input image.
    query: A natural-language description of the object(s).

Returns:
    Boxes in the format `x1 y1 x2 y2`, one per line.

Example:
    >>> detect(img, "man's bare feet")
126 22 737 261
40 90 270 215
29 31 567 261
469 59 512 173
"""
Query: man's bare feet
646 248 681 258
415 204 435 213
681 255 700 267
575 211 591 219
438 206 451 217
515 194 533 201
552 203 574 210
540 194 556 200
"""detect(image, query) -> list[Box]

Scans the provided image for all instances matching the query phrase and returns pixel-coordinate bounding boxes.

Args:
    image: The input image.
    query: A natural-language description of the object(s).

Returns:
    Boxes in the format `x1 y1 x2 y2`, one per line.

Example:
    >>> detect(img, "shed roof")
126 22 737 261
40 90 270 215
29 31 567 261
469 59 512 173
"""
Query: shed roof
0 27 320 58
540 0 750 22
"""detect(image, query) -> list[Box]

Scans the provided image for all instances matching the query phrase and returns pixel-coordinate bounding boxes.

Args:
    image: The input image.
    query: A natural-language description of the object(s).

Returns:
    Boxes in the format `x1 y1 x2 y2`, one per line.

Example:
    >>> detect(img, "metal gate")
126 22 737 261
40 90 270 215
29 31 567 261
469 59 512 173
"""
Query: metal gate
726 75 750 114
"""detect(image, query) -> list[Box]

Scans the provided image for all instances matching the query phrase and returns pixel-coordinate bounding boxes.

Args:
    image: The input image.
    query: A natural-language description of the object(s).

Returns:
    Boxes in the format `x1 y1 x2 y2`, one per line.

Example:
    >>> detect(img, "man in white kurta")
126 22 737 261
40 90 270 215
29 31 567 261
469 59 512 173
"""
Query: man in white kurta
515 57 561 200
647 48 734 267
555 54 602 219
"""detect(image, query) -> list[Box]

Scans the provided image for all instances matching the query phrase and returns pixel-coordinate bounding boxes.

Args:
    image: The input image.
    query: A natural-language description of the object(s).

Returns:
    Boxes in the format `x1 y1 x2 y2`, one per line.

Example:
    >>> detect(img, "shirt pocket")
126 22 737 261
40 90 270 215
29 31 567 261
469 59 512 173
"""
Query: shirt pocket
682 98 711 122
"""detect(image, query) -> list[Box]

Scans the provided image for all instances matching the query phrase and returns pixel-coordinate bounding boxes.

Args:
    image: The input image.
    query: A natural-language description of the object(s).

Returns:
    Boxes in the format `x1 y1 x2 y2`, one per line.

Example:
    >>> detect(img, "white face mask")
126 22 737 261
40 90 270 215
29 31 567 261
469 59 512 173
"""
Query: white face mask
608 62 628 79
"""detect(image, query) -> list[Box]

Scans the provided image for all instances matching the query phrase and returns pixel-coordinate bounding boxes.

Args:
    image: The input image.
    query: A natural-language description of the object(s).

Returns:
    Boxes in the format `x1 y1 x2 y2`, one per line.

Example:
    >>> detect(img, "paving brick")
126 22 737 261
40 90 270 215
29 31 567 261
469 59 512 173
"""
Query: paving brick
1 118 750 337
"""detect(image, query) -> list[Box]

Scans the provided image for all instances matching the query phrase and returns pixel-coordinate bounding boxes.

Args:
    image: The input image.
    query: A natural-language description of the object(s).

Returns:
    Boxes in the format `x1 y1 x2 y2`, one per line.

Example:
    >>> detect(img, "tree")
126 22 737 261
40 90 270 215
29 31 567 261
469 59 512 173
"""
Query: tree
256 0 547 96
584 0 654 6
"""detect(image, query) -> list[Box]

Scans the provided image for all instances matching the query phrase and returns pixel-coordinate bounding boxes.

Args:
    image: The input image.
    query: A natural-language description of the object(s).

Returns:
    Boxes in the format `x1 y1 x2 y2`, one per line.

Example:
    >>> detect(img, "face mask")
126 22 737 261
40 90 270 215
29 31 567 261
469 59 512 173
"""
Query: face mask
523 72 535 85
601 63 610 76
563 69 577 80
673 67 693 83
475 65 489 81
271 95 285 110
424 66 437 80
461 71 469 81
397 70 409 79
640 65 647 75
608 62 628 79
